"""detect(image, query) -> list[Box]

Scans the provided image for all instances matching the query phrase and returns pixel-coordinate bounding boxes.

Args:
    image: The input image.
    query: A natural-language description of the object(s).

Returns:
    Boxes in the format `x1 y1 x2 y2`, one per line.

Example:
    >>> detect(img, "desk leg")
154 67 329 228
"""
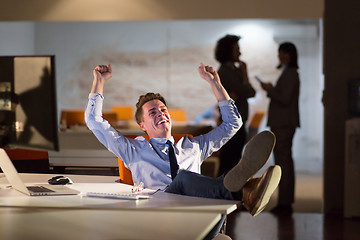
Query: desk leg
203 214 227 240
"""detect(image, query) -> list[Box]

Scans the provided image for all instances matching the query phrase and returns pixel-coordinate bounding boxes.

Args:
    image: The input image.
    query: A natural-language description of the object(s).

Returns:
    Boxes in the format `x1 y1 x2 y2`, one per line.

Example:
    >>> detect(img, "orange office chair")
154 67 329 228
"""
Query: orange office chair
111 105 134 121
248 110 266 140
4 148 49 173
168 109 187 122
118 134 193 185
60 109 118 128
60 109 85 127
102 111 118 126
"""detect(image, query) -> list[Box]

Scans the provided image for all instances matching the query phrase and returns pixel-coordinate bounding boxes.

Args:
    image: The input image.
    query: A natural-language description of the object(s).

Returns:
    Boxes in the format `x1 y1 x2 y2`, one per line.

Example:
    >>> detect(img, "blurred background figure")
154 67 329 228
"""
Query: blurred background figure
193 105 220 127
215 34 256 177
260 42 300 215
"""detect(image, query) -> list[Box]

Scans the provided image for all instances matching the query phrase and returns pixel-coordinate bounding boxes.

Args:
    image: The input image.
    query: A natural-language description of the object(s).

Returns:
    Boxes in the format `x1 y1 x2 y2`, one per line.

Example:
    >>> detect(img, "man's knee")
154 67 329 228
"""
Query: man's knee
176 170 195 184
165 170 193 194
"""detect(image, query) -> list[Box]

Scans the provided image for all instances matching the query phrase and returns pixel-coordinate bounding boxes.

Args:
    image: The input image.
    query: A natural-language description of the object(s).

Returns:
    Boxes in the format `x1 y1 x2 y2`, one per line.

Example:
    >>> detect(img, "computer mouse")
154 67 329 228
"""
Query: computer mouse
48 176 72 185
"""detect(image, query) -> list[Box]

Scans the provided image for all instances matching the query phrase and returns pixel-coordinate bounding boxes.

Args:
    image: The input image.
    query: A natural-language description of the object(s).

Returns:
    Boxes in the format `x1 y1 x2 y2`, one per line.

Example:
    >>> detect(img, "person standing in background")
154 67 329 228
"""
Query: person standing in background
215 34 256 177
260 42 300 214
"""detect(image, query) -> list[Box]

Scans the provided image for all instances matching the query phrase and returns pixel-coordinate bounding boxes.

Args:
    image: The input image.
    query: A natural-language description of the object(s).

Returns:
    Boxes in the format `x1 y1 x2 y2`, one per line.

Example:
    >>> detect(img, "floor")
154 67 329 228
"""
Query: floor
225 173 360 240
226 212 360 240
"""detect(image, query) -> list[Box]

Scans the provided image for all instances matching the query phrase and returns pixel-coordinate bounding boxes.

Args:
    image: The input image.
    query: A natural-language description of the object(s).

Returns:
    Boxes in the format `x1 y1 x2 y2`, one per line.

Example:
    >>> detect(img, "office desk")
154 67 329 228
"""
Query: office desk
0 173 239 214
0 173 239 239
0 208 220 240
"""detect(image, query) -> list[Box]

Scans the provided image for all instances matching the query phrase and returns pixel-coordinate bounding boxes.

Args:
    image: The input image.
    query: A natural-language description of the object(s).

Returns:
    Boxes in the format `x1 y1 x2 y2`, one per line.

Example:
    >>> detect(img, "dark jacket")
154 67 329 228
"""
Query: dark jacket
218 63 255 122
267 67 300 128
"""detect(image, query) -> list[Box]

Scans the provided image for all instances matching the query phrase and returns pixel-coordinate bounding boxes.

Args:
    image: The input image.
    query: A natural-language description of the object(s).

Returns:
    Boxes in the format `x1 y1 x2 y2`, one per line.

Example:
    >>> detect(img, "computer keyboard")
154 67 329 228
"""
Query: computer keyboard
27 186 55 193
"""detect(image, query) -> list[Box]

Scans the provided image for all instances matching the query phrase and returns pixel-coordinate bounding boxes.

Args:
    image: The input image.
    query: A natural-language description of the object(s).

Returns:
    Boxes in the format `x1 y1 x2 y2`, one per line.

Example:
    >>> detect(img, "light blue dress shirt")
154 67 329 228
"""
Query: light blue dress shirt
85 93 242 189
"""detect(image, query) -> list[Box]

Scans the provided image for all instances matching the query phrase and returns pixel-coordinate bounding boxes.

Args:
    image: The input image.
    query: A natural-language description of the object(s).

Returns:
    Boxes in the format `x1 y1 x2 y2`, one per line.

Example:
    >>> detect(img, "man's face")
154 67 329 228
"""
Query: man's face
139 99 172 139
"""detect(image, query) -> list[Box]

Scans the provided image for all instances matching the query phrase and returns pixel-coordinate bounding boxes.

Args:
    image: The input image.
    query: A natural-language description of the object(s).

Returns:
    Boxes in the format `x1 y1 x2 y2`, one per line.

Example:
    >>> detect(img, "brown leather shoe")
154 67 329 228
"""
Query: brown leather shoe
242 165 281 216
224 131 276 192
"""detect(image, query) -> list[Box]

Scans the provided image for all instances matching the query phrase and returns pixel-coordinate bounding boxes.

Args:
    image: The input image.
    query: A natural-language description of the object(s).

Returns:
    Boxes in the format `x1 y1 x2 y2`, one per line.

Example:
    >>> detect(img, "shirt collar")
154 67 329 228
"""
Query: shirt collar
150 136 175 145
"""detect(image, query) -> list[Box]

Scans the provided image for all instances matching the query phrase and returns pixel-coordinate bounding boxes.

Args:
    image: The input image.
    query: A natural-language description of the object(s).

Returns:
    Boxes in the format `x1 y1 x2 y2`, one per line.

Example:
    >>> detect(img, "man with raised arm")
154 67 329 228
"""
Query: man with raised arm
85 63 281 217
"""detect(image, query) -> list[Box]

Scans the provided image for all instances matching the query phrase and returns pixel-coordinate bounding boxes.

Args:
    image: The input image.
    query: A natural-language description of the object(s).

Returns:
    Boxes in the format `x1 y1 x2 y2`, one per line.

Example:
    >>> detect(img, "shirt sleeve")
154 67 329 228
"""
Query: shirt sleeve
84 92 139 166
193 99 243 162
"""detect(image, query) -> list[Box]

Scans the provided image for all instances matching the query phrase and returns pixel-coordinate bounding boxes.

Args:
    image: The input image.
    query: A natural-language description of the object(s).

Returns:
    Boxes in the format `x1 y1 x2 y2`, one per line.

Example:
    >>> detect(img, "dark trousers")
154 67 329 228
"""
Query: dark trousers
165 170 242 239
271 127 296 206
217 125 246 177
165 170 240 200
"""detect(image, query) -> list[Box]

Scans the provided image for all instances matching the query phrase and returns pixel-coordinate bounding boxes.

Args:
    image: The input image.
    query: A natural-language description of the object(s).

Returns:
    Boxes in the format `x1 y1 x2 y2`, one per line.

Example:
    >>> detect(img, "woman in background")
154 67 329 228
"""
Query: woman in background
215 34 256 177
260 42 300 214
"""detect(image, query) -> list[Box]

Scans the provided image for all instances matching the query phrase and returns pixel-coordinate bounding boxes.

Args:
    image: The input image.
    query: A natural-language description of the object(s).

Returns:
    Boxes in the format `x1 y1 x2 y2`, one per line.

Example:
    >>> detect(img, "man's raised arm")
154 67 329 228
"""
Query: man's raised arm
198 63 230 102
90 64 113 95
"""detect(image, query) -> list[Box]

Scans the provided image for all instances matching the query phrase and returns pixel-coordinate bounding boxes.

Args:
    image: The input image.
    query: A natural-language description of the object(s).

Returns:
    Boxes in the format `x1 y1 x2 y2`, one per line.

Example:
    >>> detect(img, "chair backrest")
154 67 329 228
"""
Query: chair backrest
4 148 48 160
60 109 119 128
111 105 134 121
168 109 187 122
118 134 193 185
248 110 266 128
102 111 118 126
60 109 85 127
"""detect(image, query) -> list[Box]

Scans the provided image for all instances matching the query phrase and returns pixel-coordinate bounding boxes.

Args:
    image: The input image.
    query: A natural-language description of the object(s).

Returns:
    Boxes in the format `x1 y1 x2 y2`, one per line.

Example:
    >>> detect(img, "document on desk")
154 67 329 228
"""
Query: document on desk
66 182 159 200
87 192 151 200
86 188 159 200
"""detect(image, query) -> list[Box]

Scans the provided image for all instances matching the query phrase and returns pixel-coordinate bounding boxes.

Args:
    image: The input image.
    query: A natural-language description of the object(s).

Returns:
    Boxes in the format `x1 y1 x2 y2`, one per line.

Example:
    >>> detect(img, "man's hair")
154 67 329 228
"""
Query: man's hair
279 42 299 69
135 92 167 124
215 34 241 64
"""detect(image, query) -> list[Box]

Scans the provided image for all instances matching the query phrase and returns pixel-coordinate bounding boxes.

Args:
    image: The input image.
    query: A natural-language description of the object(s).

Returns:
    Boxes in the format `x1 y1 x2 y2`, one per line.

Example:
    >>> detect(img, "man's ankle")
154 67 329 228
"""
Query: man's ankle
230 189 243 201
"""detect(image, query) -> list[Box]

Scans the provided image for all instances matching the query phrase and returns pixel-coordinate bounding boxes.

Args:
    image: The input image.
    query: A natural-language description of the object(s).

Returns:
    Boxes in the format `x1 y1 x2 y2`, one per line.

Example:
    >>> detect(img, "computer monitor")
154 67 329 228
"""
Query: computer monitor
0 56 59 151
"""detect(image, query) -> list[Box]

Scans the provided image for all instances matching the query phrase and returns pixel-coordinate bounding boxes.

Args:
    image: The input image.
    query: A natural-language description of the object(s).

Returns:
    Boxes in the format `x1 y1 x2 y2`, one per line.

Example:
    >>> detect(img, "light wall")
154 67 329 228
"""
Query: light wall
0 19 323 174
0 22 35 55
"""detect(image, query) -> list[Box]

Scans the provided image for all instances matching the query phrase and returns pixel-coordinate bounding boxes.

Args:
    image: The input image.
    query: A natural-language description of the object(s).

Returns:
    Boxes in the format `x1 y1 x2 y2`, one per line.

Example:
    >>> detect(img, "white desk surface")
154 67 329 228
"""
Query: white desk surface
0 207 221 240
0 173 240 214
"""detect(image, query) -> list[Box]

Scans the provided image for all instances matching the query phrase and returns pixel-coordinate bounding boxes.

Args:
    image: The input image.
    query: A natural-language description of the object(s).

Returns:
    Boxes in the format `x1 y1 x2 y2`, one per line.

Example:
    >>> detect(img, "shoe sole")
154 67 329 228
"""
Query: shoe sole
224 131 276 192
250 165 282 216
